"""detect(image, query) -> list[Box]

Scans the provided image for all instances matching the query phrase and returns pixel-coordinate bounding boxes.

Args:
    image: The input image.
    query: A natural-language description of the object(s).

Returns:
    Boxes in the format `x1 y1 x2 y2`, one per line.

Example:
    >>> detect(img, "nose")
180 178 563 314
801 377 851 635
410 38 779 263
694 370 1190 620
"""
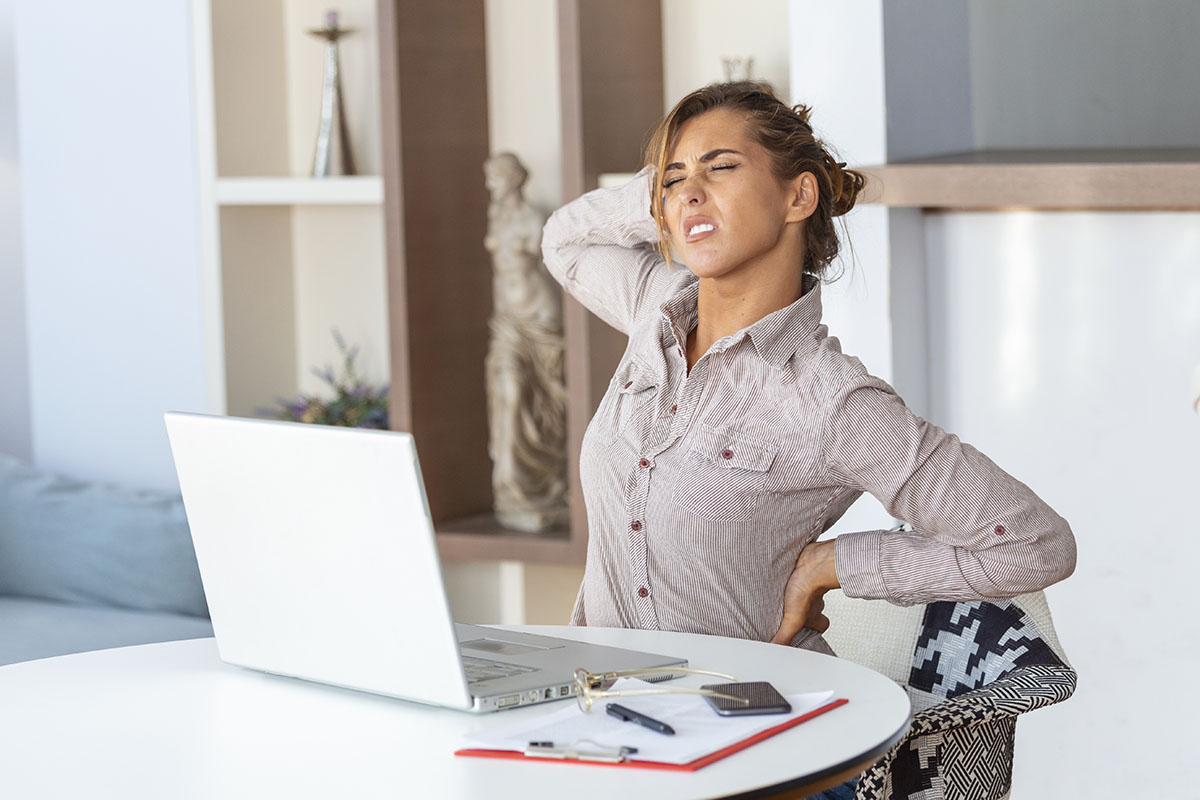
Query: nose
675 174 706 206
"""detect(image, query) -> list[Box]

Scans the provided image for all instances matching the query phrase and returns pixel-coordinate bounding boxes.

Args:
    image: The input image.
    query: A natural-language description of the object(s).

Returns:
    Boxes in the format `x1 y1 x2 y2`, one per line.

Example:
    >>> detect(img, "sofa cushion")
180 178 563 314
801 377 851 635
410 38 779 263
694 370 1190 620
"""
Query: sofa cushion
0 596 213 666
0 455 208 618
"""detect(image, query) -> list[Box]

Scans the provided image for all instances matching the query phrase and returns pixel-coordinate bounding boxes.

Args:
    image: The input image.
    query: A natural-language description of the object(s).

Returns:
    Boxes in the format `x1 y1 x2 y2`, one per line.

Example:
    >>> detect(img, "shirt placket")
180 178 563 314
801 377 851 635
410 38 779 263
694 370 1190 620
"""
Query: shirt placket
622 346 710 630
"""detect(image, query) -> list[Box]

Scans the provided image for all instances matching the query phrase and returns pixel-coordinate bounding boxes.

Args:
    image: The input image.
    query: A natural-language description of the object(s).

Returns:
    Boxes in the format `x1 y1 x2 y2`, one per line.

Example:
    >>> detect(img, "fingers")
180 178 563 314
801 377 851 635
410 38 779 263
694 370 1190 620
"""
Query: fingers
772 594 831 644
772 612 830 643
770 612 803 645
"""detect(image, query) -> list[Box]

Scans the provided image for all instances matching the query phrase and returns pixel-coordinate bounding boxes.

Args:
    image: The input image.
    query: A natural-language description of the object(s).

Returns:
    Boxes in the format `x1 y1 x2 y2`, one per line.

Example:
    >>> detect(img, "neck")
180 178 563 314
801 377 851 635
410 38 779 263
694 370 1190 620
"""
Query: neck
689 252 806 363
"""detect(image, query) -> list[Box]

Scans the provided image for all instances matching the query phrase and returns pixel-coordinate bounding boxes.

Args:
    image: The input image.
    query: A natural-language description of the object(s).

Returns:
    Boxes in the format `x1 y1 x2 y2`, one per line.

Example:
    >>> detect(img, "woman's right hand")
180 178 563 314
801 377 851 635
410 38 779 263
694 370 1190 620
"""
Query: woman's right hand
770 539 838 645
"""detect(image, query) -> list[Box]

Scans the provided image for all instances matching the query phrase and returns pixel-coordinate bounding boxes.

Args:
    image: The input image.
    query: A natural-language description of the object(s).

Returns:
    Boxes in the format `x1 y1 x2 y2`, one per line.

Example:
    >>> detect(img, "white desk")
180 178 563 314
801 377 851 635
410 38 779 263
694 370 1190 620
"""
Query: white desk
0 626 910 799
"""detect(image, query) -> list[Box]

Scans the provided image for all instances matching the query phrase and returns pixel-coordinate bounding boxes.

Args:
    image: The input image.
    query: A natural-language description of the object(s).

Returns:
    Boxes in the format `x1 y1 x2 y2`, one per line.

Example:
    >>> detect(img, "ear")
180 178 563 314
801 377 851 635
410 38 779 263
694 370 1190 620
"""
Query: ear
784 172 819 223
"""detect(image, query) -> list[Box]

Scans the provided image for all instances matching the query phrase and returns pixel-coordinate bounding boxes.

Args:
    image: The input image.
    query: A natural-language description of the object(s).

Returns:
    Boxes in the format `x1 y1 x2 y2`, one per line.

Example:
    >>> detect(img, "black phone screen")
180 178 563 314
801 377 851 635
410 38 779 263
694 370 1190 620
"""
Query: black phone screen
700 681 792 715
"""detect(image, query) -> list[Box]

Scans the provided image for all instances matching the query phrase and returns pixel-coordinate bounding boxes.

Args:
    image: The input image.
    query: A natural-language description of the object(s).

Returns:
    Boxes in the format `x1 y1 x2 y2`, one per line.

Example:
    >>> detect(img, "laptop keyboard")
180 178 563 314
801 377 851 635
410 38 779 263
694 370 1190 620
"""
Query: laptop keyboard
461 655 539 683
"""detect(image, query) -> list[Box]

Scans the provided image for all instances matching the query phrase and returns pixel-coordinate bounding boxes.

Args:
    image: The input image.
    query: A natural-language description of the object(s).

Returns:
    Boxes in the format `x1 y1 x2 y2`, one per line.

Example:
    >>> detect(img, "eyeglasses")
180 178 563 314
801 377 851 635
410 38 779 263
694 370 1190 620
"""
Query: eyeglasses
573 666 751 713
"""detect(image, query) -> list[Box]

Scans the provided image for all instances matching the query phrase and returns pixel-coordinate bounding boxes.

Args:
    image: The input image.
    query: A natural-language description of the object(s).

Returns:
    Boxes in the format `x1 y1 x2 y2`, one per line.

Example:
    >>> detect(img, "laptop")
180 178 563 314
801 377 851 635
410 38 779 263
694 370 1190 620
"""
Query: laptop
163 412 686 712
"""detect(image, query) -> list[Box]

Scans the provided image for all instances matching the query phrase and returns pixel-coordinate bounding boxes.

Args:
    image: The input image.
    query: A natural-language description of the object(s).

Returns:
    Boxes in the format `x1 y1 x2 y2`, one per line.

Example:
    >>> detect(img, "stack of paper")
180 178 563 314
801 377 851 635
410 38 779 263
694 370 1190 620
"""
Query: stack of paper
462 678 839 766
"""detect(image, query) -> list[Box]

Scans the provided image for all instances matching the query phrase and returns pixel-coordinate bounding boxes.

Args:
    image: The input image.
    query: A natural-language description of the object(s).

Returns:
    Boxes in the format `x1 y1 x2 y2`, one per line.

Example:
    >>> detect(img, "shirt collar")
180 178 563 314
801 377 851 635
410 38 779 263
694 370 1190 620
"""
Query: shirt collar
746 273 824 369
657 273 823 370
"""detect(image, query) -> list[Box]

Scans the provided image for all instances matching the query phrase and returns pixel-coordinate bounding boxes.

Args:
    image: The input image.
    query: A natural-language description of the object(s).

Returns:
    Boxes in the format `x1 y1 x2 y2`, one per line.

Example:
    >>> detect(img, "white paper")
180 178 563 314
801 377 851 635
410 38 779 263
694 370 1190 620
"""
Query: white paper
463 678 838 766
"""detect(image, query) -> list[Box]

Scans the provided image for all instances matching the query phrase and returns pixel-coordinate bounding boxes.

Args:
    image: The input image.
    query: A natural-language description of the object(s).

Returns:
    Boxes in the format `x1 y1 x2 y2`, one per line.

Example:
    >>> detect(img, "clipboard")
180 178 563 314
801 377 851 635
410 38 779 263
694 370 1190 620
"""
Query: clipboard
455 697 847 772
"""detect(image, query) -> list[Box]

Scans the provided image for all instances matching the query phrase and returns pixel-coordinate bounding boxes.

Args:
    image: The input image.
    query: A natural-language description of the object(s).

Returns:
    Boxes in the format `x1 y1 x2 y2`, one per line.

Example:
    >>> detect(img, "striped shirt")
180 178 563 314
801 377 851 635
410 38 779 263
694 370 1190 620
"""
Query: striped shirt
541 169 1076 653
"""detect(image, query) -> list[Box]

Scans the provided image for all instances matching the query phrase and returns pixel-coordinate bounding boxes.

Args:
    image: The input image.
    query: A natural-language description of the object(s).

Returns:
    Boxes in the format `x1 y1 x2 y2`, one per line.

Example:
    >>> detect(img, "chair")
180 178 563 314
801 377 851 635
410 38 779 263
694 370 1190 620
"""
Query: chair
822 586 1076 800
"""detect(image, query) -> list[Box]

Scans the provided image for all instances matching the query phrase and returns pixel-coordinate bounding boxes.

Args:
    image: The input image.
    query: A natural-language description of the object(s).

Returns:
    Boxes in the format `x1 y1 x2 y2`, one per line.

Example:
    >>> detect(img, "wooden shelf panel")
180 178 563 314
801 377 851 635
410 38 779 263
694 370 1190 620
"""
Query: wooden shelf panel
216 176 384 206
435 513 584 565
859 149 1200 210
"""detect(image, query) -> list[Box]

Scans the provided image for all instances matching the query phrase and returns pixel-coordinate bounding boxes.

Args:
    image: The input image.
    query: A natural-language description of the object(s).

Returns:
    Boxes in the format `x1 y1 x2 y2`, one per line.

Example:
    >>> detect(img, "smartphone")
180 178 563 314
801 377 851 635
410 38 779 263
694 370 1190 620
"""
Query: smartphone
701 681 792 716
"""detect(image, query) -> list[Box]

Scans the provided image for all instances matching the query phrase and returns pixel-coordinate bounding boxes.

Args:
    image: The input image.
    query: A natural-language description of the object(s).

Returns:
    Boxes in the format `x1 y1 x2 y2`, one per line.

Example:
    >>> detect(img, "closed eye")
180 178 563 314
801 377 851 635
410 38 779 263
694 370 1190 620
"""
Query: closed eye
664 163 737 190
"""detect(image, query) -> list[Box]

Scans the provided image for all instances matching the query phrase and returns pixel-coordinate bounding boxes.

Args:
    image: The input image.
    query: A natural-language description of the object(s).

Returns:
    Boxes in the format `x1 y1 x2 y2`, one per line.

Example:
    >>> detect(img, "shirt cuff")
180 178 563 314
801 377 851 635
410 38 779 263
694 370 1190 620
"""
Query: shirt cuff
834 530 889 600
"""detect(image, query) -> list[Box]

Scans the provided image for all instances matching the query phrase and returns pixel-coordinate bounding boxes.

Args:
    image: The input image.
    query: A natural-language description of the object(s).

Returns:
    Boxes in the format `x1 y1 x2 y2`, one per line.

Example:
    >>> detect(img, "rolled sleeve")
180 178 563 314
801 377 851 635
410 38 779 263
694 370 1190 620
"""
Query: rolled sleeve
833 529 889 600
823 375 1076 606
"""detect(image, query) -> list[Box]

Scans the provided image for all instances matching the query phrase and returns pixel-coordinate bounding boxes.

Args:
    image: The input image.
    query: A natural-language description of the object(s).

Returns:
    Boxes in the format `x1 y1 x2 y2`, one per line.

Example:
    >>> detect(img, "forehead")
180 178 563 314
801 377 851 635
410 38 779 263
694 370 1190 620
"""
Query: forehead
668 107 754 162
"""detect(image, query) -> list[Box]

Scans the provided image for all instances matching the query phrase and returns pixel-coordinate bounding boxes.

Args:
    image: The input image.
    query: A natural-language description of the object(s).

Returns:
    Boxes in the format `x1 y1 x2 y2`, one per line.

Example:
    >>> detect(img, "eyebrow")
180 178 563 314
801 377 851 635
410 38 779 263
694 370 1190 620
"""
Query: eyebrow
664 148 743 172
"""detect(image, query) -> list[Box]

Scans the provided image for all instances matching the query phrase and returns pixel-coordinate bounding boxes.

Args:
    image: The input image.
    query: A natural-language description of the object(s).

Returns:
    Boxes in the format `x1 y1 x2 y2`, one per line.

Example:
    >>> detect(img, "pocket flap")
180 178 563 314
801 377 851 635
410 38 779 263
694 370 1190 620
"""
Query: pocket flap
689 424 778 472
615 359 658 395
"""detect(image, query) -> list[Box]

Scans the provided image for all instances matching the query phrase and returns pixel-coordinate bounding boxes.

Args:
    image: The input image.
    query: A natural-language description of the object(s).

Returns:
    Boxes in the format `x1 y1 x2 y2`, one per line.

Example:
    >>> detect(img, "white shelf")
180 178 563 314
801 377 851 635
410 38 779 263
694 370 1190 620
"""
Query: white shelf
215 176 384 206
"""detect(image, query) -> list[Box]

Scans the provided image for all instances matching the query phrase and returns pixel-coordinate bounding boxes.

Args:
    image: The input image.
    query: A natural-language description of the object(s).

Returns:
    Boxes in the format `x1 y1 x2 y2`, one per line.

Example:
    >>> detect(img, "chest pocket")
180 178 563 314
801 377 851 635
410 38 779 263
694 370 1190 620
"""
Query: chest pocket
597 359 660 445
670 423 779 522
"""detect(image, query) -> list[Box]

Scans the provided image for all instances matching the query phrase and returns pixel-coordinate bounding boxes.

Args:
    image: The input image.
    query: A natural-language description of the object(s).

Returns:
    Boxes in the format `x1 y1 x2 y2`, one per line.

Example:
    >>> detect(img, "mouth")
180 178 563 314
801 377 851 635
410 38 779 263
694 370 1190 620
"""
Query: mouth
683 217 719 244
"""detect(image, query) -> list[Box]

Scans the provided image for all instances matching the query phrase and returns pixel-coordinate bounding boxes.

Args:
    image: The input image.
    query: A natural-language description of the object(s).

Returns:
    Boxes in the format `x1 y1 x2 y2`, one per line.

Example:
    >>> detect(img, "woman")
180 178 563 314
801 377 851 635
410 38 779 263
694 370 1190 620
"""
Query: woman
541 81 1075 661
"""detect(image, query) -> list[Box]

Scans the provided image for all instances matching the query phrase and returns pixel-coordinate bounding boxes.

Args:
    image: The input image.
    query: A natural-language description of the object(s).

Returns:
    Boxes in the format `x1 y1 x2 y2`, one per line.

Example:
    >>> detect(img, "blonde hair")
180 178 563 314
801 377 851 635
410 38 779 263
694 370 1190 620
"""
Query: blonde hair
644 81 866 279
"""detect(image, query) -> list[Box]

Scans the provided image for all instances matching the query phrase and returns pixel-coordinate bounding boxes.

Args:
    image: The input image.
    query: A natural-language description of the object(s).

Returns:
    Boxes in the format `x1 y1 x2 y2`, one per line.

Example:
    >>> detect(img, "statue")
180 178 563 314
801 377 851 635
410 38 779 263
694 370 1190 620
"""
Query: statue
483 153 569 533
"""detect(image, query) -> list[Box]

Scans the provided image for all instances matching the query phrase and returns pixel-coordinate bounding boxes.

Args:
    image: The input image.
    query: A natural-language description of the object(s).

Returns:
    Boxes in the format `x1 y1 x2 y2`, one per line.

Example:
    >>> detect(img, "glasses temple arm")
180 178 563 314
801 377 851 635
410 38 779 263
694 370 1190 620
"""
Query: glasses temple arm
589 666 740 683
597 687 751 705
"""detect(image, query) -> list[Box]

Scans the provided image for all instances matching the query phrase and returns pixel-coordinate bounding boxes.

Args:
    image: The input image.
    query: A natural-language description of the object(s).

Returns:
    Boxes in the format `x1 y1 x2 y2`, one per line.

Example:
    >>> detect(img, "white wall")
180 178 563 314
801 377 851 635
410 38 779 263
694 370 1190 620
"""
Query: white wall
662 0 790 111
0 0 31 462
15 0 210 490
925 211 1200 797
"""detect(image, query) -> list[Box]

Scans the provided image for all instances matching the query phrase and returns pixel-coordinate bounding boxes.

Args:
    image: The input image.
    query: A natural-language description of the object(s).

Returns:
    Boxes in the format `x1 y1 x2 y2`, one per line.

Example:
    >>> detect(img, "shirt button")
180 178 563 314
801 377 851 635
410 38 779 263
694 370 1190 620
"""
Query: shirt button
630 520 642 531
637 587 649 598
638 458 650 469
721 449 734 460
623 380 633 389
994 524 1006 535
670 404 678 414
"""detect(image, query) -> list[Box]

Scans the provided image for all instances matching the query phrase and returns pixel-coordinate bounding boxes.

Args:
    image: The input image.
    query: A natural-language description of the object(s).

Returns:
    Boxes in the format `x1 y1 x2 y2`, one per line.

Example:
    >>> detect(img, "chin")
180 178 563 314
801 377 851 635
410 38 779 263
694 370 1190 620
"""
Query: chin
683 256 739 280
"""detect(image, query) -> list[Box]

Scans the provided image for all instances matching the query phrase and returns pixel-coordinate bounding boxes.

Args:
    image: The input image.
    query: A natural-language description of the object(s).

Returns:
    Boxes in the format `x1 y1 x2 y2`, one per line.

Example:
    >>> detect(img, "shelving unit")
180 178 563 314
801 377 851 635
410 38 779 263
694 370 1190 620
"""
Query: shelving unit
374 0 663 564
859 149 1200 211
215 176 384 206
192 0 389 422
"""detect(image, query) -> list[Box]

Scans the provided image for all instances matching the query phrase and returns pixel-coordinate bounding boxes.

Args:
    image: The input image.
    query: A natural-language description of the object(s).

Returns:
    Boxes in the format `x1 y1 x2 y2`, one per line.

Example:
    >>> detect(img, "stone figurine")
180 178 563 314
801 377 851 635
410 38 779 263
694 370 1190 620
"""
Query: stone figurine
483 153 569 533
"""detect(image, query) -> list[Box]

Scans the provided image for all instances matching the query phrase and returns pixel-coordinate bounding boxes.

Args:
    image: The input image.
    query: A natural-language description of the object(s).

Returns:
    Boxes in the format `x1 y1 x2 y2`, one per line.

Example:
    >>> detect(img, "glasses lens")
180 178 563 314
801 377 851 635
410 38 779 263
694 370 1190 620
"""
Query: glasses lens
573 668 590 712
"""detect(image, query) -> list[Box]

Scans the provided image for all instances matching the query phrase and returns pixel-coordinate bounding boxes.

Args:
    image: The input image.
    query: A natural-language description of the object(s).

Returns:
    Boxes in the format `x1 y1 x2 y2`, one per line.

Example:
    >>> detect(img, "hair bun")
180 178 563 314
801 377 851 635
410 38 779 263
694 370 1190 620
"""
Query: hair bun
825 153 866 217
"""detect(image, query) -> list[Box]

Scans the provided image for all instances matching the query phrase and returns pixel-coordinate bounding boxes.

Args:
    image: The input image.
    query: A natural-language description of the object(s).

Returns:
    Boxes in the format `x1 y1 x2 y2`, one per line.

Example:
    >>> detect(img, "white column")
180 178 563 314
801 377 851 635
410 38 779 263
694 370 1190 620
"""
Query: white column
789 0 900 534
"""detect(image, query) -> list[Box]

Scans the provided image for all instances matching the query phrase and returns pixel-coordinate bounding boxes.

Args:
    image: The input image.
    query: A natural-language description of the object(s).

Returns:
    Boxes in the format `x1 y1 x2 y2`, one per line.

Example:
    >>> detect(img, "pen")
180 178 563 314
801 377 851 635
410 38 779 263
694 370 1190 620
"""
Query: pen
606 702 675 735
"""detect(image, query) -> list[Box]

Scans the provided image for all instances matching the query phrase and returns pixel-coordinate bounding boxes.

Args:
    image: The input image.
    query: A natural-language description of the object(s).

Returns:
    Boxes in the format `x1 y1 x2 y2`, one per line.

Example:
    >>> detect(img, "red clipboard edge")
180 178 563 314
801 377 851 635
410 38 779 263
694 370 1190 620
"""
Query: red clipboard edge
455 697 849 773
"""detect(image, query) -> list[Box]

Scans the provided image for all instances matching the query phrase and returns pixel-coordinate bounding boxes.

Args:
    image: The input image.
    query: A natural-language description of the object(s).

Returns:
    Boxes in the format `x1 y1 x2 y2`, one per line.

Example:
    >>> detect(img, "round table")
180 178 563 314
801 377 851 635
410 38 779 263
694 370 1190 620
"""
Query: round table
0 626 910 799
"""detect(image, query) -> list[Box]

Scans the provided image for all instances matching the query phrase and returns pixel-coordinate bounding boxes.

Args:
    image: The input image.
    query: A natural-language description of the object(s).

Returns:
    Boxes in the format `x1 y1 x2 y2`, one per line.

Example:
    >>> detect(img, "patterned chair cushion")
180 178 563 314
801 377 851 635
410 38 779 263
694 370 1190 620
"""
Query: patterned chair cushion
908 600 1067 712
848 598 1076 800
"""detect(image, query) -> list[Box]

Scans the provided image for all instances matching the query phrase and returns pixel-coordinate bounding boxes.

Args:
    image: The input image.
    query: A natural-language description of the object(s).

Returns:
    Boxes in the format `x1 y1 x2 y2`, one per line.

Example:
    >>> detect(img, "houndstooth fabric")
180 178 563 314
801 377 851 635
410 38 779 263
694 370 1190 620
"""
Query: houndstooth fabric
853 600 1077 800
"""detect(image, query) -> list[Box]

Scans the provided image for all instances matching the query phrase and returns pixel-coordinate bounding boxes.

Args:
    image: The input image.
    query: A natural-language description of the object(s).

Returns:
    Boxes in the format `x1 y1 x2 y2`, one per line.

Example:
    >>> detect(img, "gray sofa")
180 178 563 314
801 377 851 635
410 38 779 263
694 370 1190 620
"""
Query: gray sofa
0 454 212 666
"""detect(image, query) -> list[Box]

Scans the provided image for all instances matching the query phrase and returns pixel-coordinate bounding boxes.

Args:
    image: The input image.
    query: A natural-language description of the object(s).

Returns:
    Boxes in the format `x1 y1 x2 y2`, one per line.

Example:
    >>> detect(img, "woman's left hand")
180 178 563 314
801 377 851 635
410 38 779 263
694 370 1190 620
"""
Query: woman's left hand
771 539 840 645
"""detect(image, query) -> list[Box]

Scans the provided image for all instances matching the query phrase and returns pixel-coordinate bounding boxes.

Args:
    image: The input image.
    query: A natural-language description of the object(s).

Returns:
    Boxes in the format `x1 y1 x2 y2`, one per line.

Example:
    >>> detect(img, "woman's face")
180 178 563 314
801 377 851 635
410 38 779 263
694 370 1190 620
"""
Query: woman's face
662 107 813 281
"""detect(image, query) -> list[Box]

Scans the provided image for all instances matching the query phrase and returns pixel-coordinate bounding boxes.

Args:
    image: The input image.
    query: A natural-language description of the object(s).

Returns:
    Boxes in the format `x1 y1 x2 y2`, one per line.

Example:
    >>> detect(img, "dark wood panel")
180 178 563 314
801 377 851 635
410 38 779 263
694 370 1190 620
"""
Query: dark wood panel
576 0 664 189
379 0 493 523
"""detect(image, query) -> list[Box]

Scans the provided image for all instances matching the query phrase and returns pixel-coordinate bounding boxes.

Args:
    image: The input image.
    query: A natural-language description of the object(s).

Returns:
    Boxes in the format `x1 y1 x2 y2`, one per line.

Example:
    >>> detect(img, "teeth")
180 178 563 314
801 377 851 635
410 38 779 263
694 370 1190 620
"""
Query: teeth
688 223 716 236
